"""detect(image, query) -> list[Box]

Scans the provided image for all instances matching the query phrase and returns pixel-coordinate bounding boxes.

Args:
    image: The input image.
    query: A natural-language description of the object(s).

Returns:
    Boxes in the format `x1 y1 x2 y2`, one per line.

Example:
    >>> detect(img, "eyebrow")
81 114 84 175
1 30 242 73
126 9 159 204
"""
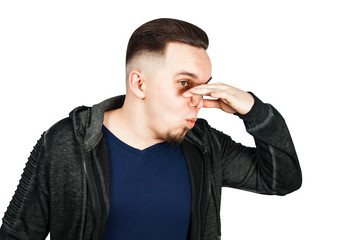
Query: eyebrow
175 71 212 84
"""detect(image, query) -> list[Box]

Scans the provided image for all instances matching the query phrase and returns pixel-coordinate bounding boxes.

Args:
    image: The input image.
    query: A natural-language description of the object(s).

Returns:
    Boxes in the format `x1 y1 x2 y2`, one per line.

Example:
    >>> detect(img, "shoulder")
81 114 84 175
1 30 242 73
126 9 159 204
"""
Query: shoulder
45 117 74 138
43 117 78 150
191 118 232 138
187 117 237 149
189 118 209 136
186 118 221 144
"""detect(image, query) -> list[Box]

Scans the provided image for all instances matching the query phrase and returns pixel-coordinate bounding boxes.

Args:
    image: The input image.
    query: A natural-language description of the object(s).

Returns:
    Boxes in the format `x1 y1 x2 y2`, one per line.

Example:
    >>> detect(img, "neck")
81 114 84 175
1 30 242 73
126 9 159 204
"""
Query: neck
103 95 163 150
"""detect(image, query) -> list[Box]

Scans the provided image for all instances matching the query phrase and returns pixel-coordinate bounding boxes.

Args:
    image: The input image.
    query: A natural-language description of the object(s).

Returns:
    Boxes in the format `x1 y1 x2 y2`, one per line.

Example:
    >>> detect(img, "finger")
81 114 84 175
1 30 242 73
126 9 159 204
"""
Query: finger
189 94 203 108
183 83 227 97
203 99 236 113
202 99 221 109
209 90 232 103
191 83 227 92
183 87 221 97
193 82 227 89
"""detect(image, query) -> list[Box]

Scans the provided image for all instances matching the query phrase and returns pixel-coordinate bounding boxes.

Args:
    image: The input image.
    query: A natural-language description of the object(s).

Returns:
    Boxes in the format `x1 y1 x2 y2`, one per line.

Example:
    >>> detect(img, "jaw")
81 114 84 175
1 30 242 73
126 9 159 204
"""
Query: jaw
163 126 190 145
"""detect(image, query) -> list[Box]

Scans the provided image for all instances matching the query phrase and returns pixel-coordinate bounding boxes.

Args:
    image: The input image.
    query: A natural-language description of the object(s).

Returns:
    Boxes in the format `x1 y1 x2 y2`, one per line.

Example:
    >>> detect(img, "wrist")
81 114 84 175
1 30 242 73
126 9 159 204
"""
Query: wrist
236 92 255 115
234 92 267 121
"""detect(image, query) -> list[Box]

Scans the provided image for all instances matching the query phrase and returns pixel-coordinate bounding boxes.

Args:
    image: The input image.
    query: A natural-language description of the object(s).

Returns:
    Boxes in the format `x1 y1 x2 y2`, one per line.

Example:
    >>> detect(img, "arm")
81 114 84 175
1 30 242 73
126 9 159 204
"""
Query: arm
184 83 302 195
0 134 49 239
221 93 301 195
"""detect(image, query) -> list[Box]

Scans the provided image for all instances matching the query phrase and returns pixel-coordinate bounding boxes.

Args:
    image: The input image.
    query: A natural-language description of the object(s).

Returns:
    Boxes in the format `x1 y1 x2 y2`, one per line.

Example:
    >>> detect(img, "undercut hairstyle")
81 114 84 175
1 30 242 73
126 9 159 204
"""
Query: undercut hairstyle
126 18 209 65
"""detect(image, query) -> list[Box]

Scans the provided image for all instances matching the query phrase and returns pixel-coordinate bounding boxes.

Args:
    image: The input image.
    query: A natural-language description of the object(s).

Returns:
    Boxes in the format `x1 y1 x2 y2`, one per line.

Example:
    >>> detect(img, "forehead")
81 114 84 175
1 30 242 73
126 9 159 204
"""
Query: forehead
164 42 212 81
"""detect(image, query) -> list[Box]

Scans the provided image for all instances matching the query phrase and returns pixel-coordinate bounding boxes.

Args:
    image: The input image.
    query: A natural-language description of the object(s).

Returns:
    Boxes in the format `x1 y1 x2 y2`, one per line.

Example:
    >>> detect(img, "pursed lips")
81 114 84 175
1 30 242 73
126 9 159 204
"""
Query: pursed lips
186 117 197 128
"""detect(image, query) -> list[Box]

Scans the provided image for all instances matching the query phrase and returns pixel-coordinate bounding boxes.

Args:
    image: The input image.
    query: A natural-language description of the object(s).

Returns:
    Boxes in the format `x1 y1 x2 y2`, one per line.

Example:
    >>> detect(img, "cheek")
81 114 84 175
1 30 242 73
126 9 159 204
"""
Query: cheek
148 91 176 117
160 87 187 108
172 90 190 110
147 85 189 117
162 97 189 124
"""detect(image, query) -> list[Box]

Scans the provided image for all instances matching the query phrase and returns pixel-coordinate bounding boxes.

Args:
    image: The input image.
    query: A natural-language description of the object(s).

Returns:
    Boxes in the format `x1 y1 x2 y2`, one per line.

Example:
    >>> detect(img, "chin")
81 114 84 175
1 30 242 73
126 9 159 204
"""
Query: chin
164 127 189 145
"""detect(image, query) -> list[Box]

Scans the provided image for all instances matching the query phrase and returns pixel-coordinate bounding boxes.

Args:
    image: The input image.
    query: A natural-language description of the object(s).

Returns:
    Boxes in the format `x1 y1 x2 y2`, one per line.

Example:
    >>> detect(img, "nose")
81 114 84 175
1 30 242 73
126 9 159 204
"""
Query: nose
189 94 203 109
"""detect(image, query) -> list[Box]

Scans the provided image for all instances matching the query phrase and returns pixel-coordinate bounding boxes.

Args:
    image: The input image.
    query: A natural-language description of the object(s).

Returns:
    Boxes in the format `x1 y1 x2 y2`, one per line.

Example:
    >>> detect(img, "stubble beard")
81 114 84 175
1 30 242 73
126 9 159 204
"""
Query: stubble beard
164 127 190 145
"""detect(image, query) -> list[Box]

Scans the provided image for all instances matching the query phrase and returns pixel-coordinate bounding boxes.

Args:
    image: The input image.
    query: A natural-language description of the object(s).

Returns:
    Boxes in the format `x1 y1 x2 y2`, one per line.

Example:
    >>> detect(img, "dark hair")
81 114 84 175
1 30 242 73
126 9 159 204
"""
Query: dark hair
126 18 209 64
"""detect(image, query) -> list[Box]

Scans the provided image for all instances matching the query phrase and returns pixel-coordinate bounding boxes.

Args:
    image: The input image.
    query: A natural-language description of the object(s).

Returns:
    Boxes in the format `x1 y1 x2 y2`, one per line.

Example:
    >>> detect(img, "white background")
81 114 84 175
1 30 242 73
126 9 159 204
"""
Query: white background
1 1 359 239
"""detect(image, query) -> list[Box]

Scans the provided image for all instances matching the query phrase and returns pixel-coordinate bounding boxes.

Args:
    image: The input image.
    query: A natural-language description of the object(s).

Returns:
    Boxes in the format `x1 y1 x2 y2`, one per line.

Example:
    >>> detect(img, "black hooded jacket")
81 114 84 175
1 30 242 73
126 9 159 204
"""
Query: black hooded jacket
0 94 302 240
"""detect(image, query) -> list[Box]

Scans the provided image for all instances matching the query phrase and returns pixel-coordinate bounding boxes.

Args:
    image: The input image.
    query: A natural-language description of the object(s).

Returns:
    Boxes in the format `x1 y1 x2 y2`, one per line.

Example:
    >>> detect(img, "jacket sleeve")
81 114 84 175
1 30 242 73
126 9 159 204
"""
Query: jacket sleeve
0 133 50 239
219 93 302 195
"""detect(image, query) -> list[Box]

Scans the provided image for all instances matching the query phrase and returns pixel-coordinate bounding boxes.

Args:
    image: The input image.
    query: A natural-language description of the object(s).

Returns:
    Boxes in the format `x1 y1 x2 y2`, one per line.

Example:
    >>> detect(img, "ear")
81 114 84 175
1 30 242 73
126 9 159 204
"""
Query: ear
128 70 146 99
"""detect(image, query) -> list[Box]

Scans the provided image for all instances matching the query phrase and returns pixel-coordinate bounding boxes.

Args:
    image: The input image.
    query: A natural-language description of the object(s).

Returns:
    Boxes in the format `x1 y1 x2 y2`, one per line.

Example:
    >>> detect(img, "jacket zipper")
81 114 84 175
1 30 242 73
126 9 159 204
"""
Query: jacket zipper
204 146 222 239
211 179 221 238
83 149 101 240
201 147 211 239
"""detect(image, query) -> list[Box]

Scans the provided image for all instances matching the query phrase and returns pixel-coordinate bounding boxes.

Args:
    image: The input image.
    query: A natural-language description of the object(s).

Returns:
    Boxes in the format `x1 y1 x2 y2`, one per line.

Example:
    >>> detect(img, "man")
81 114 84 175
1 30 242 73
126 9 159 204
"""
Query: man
0 18 302 240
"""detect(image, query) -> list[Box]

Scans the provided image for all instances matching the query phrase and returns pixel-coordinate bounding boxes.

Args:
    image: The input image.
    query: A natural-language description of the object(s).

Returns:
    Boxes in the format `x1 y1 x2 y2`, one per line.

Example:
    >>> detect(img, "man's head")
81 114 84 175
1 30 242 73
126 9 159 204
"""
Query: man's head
125 18 212 145
126 18 209 70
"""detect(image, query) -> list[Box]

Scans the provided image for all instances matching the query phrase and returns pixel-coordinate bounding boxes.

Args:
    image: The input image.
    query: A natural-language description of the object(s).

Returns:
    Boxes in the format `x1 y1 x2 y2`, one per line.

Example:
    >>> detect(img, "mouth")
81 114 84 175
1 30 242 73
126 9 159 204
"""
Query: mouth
186 118 197 129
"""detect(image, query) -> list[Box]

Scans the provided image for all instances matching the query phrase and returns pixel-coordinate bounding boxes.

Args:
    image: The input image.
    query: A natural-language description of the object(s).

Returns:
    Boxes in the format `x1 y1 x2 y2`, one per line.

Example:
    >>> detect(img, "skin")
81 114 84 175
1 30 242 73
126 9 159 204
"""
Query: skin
103 42 254 150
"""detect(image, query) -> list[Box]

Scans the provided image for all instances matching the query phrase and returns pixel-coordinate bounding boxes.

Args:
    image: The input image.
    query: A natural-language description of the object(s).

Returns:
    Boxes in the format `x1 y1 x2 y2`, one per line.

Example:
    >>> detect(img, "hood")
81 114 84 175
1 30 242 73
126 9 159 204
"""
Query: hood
68 94 206 152
69 95 126 152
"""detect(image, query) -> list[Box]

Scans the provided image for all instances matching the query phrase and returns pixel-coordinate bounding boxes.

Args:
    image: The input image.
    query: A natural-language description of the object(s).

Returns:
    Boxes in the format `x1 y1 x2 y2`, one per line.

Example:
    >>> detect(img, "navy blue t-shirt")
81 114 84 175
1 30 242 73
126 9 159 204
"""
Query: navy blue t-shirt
102 126 191 240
